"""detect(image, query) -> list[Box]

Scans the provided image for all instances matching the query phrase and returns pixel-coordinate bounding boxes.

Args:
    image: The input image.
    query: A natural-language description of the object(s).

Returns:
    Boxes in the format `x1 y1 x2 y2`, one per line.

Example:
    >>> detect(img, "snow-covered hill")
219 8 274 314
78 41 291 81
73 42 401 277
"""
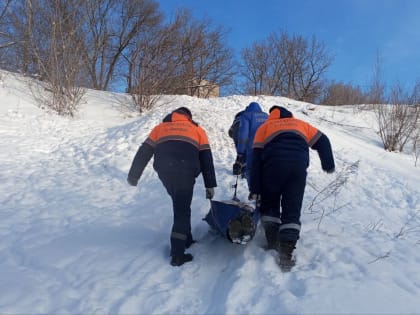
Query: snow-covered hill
1 70 419 314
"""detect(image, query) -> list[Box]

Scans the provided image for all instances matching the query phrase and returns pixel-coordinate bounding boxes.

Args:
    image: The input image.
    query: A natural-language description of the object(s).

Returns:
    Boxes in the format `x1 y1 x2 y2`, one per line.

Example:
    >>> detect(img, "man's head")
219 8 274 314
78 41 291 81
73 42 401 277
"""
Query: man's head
269 105 293 118
174 107 192 119
247 102 262 111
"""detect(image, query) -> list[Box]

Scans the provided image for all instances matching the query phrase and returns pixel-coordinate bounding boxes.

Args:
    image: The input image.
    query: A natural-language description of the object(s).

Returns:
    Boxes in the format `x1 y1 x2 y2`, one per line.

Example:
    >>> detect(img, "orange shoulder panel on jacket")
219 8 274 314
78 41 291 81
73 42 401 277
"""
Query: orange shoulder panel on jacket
252 117 322 147
144 125 160 147
196 125 211 150
144 114 210 150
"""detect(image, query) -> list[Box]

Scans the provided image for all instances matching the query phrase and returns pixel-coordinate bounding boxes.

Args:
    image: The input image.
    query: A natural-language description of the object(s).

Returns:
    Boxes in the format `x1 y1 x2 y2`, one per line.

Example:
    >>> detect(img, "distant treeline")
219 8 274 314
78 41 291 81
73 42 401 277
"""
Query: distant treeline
0 0 419 113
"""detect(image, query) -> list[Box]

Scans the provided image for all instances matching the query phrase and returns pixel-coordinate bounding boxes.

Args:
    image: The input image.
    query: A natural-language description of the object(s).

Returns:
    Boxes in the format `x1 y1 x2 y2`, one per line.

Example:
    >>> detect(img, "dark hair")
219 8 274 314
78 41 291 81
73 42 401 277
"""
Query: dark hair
269 105 293 118
174 107 192 119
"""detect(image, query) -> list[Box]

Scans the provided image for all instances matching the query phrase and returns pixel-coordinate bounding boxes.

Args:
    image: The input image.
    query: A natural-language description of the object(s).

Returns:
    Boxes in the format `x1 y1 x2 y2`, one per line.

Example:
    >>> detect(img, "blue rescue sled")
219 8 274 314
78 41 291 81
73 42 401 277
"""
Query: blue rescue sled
204 199 259 244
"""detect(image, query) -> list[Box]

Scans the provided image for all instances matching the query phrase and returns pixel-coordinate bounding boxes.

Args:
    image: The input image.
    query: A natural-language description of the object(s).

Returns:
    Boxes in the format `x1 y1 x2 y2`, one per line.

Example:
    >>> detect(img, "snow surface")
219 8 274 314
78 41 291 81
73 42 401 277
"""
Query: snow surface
1 70 419 314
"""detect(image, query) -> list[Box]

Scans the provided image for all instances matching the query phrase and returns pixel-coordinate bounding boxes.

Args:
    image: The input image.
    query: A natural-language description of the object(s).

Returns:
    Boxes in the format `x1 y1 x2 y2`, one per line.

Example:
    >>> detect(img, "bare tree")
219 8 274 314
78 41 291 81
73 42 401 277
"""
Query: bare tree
292 35 332 102
0 0 11 69
240 31 332 102
80 0 161 91
0 0 34 73
0 0 12 49
127 9 235 111
20 0 89 116
1 0 41 76
367 51 386 105
409 81 420 164
169 9 235 97
320 81 368 105
412 127 420 166
241 36 289 96
240 40 274 95
126 17 182 111
375 82 420 151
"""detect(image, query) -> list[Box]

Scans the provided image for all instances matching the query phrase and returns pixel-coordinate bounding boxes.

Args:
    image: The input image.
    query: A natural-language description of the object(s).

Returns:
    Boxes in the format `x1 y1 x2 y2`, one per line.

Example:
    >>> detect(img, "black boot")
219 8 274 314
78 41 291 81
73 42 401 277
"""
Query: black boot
277 241 296 272
263 222 280 250
240 212 255 237
228 219 242 243
170 253 193 266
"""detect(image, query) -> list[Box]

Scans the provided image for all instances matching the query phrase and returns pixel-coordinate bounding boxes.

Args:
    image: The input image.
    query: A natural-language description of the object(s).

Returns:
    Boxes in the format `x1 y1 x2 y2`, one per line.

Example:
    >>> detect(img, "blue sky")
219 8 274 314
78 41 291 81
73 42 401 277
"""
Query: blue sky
157 0 420 90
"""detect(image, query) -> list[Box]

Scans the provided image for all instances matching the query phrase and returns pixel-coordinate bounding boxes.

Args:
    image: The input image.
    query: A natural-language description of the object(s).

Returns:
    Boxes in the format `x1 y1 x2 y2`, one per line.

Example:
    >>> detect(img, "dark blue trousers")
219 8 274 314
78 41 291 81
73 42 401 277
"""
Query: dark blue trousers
158 171 195 256
260 161 307 242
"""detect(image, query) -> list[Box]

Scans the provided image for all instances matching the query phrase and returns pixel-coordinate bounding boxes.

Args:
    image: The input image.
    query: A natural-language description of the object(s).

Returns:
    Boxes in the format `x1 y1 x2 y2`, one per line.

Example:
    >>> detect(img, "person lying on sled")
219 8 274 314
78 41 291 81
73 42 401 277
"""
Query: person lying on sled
203 198 259 244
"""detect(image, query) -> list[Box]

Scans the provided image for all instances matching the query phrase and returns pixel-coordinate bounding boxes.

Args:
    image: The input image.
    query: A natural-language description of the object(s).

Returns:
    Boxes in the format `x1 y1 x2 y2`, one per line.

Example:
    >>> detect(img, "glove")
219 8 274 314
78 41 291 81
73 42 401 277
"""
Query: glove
205 187 215 199
232 162 243 175
232 154 246 175
324 167 335 174
127 176 138 186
